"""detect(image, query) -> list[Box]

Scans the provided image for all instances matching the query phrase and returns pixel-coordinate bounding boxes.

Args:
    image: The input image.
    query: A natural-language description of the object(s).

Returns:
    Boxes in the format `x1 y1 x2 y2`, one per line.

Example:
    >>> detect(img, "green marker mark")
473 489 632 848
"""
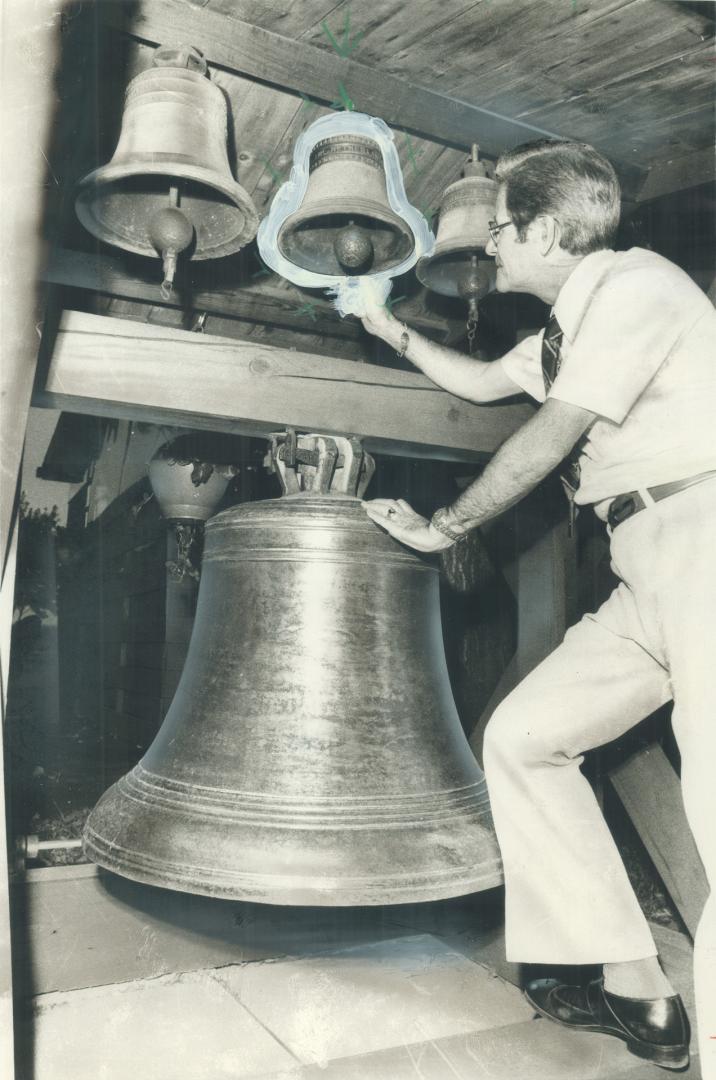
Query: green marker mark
420 205 438 228
261 158 287 187
300 92 320 113
321 9 364 58
382 294 407 315
331 81 356 111
404 134 425 176
293 302 319 322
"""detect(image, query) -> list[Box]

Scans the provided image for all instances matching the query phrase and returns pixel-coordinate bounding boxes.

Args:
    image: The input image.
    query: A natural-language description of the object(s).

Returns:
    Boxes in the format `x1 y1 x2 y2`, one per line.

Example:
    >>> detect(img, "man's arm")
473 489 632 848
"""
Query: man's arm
361 304 521 404
363 397 596 551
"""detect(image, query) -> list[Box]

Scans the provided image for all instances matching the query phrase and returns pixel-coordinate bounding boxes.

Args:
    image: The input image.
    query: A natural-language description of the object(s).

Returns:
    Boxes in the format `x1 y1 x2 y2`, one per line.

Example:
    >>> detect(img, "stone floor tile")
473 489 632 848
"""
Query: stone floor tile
30 968 298 1080
255 1016 696 1080
215 933 532 1067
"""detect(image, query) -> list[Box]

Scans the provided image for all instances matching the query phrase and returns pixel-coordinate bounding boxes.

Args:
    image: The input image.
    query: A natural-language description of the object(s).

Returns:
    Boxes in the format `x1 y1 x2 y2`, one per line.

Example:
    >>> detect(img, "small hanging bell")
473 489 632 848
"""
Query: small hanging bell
75 43 258 291
416 144 497 311
277 134 415 276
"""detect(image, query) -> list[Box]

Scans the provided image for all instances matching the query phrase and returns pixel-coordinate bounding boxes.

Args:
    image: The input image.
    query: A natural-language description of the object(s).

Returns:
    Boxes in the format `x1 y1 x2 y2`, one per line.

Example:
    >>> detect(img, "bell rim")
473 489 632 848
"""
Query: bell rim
75 161 259 258
82 836 504 905
83 785 504 905
277 204 415 276
416 247 494 295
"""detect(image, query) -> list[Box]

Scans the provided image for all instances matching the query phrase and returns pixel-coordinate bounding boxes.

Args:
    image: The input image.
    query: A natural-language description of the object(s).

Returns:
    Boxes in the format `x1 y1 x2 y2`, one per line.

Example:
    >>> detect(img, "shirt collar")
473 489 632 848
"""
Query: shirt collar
553 248 616 341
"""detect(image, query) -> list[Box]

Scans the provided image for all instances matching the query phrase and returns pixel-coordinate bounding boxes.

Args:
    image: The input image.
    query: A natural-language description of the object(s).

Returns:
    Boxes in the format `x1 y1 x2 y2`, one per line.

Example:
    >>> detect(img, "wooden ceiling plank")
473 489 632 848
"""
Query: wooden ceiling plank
34 310 534 459
512 43 715 122
298 0 485 59
524 69 714 153
205 0 342 37
99 0 602 160
397 1 713 162
427 27 713 128
635 146 716 202
438 0 711 92
376 0 642 94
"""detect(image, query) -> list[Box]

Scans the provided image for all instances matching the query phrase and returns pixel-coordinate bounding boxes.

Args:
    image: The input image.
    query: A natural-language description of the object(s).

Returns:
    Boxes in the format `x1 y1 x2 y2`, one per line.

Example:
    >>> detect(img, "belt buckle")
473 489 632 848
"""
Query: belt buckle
607 494 637 529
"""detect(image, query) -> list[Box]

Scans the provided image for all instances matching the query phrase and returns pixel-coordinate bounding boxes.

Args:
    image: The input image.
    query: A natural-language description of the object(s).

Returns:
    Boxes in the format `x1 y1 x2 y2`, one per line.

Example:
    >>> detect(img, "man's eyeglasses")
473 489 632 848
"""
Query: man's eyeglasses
487 219 514 244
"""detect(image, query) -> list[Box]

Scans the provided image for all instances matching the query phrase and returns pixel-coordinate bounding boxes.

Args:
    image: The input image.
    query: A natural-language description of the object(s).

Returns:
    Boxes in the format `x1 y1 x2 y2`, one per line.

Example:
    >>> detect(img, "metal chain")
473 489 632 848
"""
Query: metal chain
466 317 478 354
166 522 201 582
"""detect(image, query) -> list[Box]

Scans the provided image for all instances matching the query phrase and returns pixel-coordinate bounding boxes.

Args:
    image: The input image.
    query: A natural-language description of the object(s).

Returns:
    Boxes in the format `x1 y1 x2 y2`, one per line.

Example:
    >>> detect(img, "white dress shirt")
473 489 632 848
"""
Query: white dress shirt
500 247 716 508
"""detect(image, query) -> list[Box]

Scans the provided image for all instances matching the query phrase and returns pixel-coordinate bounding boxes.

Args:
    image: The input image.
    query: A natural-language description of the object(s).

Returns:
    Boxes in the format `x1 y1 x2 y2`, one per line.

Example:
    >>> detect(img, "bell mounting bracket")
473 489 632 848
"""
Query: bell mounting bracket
267 430 375 497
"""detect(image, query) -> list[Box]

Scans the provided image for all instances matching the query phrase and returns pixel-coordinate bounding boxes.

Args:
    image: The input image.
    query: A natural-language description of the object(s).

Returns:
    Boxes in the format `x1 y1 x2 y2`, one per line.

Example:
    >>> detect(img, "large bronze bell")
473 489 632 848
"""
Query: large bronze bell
277 135 415 276
84 435 502 905
416 145 497 323
75 44 258 291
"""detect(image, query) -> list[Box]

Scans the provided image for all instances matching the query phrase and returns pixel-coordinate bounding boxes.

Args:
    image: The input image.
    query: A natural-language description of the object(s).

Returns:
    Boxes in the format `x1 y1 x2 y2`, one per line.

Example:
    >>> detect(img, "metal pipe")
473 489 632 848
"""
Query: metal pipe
18 835 83 860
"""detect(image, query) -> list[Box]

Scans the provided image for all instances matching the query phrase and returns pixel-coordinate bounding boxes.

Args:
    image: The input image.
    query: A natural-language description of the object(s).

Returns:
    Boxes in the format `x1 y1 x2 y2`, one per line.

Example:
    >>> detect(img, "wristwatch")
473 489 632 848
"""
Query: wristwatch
397 324 409 358
430 507 469 543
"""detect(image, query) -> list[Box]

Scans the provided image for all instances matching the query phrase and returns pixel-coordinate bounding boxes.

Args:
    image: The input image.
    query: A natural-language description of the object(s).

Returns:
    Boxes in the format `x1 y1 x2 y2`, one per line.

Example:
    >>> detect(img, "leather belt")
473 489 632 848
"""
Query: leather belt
607 469 716 530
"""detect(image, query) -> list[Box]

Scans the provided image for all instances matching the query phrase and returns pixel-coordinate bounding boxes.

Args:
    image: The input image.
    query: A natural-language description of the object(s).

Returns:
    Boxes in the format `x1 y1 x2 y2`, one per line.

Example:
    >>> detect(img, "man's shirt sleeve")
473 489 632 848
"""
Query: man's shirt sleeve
548 263 696 424
499 333 546 403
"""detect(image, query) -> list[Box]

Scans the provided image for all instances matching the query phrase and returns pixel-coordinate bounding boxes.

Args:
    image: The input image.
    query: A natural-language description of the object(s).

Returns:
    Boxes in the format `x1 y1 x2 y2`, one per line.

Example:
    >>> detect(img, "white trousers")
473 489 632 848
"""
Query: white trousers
483 479 716 1077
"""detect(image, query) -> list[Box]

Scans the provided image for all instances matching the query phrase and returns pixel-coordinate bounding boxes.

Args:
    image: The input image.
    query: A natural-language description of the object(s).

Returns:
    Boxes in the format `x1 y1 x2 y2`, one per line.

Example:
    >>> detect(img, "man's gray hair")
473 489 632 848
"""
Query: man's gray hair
495 139 621 255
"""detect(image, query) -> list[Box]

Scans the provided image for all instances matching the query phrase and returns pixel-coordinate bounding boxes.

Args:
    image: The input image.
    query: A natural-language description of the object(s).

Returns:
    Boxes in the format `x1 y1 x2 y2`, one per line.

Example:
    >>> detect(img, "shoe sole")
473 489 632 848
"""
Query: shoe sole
525 992 689 1072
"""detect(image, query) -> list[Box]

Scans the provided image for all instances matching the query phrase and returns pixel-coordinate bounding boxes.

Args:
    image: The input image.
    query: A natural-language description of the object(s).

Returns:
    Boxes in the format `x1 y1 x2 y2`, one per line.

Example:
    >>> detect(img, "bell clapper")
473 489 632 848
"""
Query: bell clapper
333 218 375 274
166 521 201 582
148 183 195 298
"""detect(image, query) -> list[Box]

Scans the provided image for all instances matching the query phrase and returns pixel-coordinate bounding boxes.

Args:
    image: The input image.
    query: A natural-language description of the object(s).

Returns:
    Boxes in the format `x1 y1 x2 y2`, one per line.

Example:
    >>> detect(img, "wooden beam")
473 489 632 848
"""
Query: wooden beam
33 311 533 461
469 491 577 762
609 743 709 939
101 0 615 165
636 147 716 203
43 248 452 344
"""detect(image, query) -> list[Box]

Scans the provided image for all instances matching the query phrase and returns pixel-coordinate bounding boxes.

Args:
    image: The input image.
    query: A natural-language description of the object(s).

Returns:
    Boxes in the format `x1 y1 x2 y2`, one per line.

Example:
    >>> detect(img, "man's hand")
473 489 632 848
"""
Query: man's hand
362 498 454 553
359 296 402 348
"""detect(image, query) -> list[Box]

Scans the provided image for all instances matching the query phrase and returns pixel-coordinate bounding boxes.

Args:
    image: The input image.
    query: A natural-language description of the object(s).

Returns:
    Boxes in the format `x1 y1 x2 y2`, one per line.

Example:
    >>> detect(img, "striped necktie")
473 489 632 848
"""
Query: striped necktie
541 311 563 392
541 312 581 530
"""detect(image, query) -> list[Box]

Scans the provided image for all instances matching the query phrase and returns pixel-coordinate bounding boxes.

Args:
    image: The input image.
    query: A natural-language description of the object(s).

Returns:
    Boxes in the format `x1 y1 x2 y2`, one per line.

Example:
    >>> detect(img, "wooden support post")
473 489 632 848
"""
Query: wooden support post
609 744 709 940
469 487 577 763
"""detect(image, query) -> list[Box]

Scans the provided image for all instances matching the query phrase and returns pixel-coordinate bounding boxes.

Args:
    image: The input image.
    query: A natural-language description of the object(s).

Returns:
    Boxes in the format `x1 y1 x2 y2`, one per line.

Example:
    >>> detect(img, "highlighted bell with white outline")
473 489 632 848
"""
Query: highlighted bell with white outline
257 113 434 306
277 133 415 277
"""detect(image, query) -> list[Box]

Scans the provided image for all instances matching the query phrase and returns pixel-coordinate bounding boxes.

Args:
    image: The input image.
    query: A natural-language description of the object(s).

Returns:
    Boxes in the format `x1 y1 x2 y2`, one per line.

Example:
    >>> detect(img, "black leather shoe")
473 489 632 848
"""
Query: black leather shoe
525 976 690 1071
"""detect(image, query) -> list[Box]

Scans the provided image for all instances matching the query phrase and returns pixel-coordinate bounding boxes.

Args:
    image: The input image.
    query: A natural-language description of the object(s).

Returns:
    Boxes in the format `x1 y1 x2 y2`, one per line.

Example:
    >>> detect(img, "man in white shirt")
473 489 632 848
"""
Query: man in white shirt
360 138 716 1076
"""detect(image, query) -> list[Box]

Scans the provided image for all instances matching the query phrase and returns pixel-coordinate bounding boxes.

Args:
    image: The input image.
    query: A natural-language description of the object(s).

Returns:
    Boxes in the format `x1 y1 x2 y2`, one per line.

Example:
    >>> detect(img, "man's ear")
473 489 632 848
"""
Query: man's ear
535 214 561 255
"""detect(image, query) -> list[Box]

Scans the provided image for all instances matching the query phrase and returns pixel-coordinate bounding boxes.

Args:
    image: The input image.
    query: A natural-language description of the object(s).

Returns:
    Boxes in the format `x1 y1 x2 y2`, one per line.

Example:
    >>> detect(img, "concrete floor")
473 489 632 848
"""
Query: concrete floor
15 869 701 1080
